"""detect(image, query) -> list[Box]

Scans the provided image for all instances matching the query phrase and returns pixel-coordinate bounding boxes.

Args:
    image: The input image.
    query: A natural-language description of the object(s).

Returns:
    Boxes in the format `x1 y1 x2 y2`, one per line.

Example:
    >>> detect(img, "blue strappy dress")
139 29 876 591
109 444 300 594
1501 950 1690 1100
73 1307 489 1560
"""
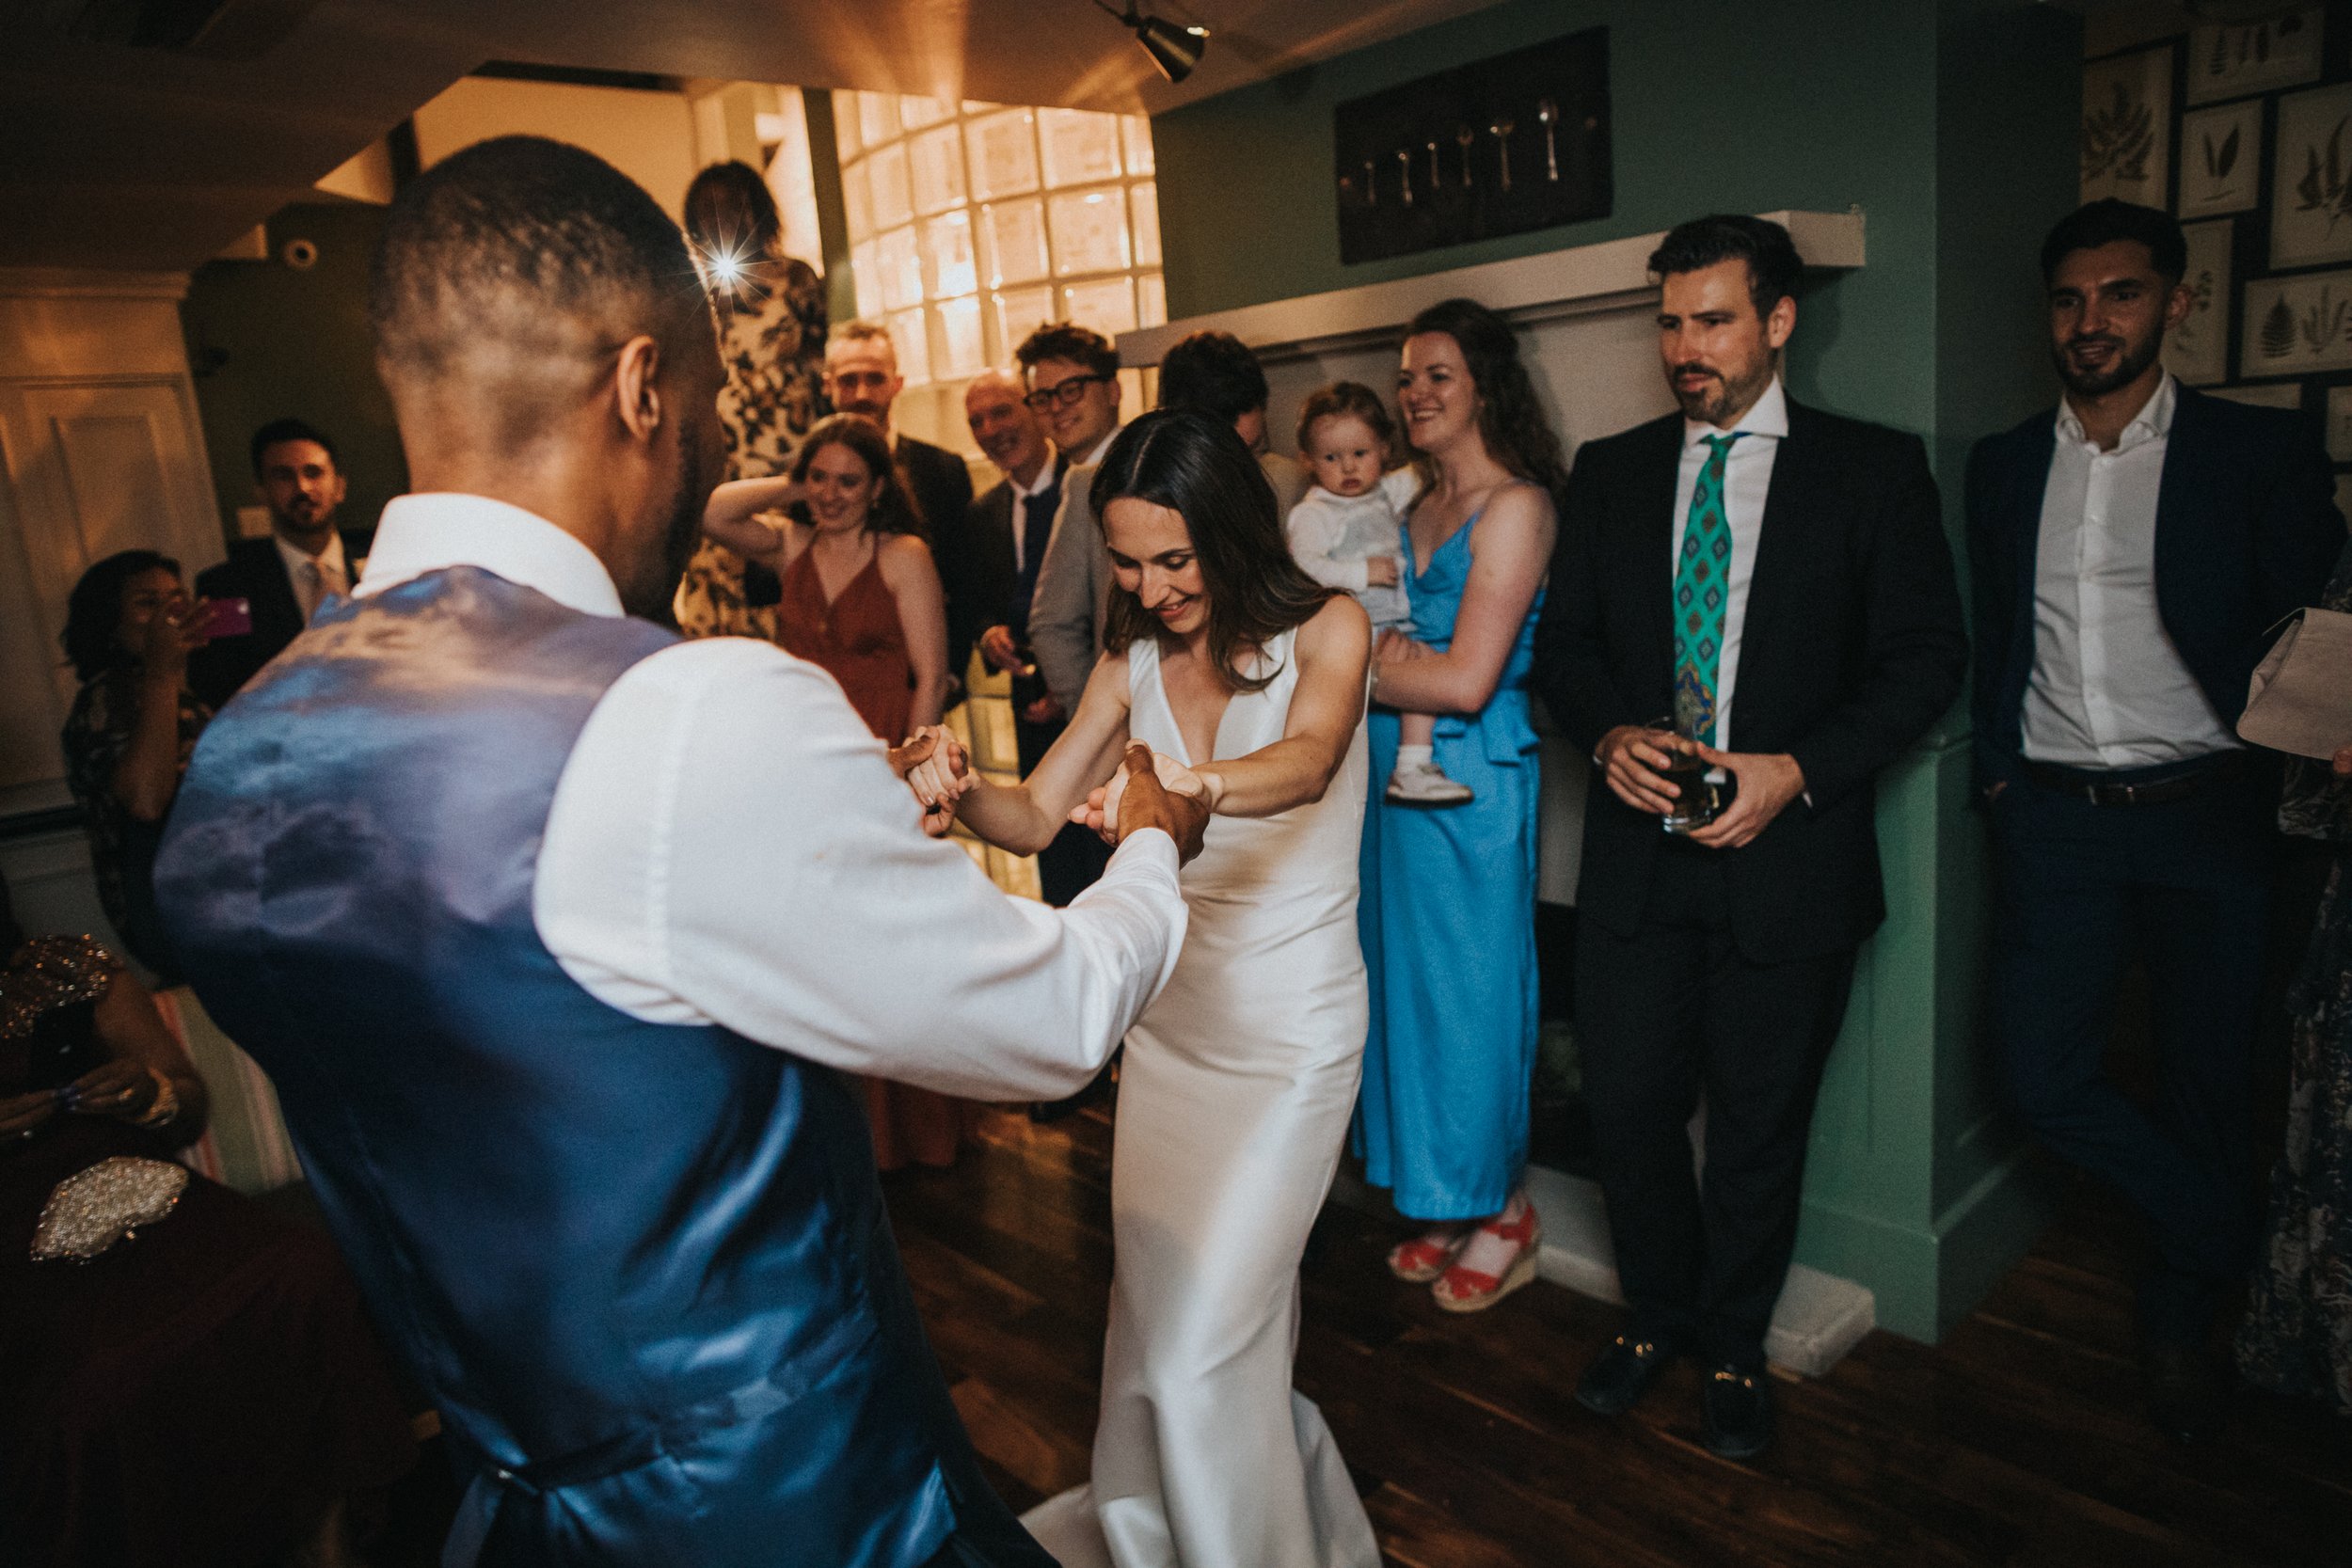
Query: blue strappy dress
1352 507 1545 1221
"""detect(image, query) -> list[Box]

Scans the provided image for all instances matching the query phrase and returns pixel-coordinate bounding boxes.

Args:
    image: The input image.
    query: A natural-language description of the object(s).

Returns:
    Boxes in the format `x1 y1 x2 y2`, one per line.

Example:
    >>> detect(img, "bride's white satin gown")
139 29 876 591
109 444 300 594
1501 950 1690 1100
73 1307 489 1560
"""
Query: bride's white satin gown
1024 627 1380 1568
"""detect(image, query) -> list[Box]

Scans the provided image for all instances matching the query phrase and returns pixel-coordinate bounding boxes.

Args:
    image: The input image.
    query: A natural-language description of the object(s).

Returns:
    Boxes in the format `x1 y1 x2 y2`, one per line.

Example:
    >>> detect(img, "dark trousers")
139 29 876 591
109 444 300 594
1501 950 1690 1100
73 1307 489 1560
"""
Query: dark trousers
1988 764 2270 1344
1576 840 1859 1370
1016 710 1110 908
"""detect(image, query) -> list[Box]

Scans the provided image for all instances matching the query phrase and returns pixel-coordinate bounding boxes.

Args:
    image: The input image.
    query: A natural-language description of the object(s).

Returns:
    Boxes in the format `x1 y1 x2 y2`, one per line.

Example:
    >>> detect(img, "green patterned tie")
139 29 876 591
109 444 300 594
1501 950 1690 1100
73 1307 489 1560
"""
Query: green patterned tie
1673 433 1743 745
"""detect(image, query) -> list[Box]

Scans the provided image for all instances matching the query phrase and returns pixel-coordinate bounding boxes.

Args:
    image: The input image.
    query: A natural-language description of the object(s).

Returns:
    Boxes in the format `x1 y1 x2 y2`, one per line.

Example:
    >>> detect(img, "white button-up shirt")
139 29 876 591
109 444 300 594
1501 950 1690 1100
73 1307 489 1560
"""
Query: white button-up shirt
1669 376 1788 750
2021 376 2235 768
355 492 1187 1099
277 529 350 621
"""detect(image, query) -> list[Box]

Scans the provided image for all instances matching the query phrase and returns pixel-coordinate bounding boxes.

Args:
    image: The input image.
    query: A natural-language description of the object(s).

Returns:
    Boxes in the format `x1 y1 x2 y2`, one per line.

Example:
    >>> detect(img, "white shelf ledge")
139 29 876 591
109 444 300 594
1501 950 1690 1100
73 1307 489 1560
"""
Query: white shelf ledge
1120 208 1866 366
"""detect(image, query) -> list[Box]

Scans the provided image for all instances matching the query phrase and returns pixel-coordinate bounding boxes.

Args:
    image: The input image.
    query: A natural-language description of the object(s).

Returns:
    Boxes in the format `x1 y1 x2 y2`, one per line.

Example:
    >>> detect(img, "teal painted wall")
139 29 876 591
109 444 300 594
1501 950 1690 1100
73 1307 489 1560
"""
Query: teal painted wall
1153 0 2083 1340
182 201 406 550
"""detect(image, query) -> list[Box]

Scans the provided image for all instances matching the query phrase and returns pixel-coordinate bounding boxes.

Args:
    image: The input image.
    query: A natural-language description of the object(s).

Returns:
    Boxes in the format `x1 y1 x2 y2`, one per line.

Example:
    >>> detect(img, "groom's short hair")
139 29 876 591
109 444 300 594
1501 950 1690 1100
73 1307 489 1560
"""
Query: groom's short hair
369 135 703 390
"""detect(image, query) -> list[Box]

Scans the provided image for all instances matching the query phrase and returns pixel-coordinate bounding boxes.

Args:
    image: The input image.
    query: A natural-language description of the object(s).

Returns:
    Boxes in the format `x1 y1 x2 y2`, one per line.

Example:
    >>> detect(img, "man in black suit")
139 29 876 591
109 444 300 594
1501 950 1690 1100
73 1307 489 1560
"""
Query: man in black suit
188 418 372 708
1535 214 1966 1460
823 320 977 681
961 369 1111 909
1967 200 2344 1444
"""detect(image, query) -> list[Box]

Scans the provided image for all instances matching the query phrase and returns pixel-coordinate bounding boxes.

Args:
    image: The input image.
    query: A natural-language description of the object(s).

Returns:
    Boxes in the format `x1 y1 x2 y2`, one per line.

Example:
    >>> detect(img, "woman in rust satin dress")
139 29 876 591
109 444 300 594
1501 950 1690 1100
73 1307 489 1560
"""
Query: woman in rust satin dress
723 413 964 1170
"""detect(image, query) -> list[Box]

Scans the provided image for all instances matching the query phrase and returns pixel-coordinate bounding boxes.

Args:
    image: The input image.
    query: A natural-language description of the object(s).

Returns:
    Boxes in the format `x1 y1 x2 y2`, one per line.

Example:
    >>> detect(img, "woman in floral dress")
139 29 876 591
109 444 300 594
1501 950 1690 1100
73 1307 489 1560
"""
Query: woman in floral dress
675 159 830 639
2238 537 2352 1415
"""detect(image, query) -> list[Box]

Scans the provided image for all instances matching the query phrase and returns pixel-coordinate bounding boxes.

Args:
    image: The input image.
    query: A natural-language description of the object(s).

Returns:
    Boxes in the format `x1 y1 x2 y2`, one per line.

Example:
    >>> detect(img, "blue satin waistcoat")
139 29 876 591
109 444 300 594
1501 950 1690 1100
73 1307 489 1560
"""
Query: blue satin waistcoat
154 568 984 1567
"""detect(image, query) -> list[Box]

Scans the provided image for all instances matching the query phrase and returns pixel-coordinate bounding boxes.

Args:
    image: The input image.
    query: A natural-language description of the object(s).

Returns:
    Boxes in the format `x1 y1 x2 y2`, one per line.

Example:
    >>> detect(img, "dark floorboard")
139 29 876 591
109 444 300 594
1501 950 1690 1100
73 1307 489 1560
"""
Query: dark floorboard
887 1107 2352 1568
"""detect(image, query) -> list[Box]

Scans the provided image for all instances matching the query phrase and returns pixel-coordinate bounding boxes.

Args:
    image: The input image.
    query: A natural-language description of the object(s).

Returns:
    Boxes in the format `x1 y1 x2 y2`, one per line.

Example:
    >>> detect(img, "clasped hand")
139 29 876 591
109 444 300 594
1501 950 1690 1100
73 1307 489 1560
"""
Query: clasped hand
887 731 1210 862
1594 725 1805 851
0 1060 158 1140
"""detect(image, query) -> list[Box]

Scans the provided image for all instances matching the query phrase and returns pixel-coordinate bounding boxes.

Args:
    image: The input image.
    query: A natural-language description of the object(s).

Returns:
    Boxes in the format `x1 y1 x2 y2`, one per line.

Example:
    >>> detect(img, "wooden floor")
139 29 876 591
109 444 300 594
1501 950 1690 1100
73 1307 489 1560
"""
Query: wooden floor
886 1105 2352 1568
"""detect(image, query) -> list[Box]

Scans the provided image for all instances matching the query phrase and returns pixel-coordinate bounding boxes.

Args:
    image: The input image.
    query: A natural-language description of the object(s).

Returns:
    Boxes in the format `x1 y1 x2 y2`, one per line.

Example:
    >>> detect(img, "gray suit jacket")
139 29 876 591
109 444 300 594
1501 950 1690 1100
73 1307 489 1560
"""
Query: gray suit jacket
1026 447 1313 711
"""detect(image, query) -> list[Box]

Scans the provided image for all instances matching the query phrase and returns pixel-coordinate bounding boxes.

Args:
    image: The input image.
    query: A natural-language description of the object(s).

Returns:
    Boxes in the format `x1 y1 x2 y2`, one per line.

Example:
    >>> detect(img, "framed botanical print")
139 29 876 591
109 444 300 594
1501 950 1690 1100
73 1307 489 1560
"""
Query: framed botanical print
2272 84 2352 267
2178 101 2263 216
2081 46 2172 205
2165 220 2233 385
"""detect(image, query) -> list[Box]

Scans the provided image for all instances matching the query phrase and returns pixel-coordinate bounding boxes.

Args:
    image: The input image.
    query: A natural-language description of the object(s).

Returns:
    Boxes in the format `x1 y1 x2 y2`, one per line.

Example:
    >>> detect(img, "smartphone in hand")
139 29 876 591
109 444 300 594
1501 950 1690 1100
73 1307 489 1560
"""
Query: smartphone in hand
198 597 253 639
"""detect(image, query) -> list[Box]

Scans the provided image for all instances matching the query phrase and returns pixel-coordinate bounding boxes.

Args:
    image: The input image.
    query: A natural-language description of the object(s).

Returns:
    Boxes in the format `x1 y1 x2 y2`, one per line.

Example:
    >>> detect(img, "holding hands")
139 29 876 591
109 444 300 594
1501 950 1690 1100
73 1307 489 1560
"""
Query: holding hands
1085 743 1210 863
890 726 971 837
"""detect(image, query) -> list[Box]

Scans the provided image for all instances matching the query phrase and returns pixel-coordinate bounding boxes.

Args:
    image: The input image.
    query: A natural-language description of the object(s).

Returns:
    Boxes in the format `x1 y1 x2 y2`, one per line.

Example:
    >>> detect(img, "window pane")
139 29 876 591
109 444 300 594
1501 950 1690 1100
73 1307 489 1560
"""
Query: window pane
922 210 977 299
1040 107 1122 187
898 95 952 131
877 225 923 311
966 108 1041 201
866 143 914 231
889 306 932 386
1048 188 1131 277
1137 272 1167 328
850 239 882 320
857 92 899 150
833 90 863 162
1121 115 1155 177
980 198 1050 287
1061 277 1136 338
993 286 1057 355
1129 182 1161 268
932 296 986 381
840 159 872 243
961 100 1000 117
909 124 967 215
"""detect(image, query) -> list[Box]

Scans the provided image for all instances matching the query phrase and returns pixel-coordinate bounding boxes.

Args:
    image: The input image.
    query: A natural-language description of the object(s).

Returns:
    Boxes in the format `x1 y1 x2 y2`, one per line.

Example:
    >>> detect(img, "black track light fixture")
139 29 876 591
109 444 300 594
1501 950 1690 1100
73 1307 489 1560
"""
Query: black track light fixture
1089 0 1209 84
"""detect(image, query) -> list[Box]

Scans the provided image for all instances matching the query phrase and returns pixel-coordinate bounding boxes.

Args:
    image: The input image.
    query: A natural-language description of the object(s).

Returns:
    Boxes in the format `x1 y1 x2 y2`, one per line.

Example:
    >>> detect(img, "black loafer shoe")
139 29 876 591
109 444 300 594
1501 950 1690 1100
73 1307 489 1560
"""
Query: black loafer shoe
2141 1342 2226 1447
1700 1365 1774 1461
1574 1334 1677 1416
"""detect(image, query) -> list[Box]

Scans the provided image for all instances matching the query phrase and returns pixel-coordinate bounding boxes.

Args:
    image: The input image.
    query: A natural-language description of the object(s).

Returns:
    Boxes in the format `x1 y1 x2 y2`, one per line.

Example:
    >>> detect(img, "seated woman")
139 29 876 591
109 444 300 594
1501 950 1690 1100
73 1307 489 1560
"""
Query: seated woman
0 871 415 1567
58 551 213 984
704 412 962 1171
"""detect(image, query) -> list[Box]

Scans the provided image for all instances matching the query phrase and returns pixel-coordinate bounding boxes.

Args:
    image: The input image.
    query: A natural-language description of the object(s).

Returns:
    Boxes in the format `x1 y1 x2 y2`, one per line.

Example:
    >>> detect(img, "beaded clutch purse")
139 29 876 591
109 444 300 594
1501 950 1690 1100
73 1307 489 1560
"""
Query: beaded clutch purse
30 1156 190 1262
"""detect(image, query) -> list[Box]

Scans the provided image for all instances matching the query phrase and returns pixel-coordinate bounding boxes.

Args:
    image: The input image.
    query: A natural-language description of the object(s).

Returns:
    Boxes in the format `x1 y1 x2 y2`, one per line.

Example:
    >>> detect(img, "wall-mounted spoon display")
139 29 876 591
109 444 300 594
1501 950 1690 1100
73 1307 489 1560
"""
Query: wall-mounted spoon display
1332 24 1612 264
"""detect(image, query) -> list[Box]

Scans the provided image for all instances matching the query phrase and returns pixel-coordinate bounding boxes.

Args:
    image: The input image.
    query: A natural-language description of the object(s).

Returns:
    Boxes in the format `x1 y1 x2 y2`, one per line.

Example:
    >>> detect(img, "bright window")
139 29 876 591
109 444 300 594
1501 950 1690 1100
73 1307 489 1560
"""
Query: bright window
835 92 1164 388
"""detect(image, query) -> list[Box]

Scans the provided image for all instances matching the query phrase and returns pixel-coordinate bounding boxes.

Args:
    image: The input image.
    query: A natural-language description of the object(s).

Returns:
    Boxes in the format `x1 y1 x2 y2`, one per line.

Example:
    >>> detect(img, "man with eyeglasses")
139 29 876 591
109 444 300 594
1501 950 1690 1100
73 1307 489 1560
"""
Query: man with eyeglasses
1020 323 1126 724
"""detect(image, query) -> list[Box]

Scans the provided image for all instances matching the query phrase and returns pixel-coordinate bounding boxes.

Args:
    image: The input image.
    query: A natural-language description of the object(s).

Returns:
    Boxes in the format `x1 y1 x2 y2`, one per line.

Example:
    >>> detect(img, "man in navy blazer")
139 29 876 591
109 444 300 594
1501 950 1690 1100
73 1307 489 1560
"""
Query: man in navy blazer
1966 199 2343 1444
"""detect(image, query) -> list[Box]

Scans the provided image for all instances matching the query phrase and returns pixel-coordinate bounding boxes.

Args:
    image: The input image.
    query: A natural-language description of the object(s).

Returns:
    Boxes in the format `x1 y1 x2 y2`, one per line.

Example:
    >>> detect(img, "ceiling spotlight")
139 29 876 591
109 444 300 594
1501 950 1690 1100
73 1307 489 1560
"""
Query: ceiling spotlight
1091 0 1209 84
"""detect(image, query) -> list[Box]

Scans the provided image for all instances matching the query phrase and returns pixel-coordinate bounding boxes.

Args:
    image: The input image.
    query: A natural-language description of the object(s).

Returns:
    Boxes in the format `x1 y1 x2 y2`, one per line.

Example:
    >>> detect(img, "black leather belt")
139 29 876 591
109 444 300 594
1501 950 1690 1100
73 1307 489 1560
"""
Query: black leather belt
2024 754 2238 807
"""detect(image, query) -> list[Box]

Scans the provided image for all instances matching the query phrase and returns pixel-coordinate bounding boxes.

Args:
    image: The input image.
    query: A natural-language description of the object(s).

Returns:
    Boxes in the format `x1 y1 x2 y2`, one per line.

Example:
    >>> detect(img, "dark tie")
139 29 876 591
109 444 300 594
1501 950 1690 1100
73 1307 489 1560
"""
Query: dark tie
1013 464 1066 629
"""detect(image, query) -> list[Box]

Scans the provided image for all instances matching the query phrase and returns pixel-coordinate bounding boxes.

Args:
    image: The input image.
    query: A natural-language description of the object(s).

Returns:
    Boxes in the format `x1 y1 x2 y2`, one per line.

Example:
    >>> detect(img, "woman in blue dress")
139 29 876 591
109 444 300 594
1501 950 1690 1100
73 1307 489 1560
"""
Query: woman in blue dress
1356 298 1564 1310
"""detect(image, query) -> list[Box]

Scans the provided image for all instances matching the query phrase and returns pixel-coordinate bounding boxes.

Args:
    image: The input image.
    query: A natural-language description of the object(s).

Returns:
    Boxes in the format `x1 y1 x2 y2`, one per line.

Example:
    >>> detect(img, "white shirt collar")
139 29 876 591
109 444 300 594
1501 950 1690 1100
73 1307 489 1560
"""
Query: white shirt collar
275 528 348 583
1013 454 1061 499
1080 428 1119 467
2056 372 2175 453
1683 376 1789 450
354 493 625 618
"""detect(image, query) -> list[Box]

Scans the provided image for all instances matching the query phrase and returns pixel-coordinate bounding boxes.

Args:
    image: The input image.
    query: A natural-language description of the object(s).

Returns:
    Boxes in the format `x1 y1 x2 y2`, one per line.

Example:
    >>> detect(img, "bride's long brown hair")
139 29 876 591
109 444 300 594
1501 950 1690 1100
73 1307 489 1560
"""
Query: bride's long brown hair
1093 411 1332 694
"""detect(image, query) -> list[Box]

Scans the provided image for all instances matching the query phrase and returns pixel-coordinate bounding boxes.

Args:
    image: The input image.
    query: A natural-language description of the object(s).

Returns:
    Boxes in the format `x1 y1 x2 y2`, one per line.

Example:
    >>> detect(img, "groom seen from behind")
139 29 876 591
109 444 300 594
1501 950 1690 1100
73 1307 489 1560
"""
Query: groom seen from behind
153 135 1204 1568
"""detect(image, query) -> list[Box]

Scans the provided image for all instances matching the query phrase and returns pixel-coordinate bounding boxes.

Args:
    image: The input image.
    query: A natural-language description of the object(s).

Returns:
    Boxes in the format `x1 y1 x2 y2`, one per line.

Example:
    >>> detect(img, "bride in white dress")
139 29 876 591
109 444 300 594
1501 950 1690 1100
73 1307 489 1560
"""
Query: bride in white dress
903 410 1380 1568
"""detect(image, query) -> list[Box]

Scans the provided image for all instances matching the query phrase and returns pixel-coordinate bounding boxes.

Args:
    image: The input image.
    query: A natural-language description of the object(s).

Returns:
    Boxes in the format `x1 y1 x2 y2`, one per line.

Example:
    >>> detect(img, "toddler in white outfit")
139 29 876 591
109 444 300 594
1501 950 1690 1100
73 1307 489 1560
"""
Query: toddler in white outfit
1285 382 1471 805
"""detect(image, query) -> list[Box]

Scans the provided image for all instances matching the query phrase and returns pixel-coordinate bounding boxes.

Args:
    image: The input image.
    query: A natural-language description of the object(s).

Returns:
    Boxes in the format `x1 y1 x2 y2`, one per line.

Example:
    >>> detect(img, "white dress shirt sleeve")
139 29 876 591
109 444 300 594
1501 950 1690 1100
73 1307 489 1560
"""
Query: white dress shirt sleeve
534 637 1187 1100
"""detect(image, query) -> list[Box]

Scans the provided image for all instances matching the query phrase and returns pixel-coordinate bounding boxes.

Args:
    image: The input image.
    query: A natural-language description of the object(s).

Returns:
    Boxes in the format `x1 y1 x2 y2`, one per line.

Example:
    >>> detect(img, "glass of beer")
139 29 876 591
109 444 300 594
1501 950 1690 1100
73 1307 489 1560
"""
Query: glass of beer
1656 697 1721 836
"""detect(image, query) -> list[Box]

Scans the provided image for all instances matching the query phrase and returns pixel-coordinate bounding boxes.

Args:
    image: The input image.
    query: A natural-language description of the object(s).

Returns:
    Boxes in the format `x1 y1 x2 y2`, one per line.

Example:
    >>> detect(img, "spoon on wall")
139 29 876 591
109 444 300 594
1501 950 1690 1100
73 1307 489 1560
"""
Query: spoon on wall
1538 97 1560 182
1489 117 1515 192
1455 124 1475 187
1397 148 1414 205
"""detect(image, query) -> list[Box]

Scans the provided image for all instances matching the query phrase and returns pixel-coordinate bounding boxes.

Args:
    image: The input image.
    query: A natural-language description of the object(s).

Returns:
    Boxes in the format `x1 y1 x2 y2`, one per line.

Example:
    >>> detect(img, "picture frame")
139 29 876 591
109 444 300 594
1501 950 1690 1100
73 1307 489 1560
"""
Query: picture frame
2207 384 2305 409
2165 220 2233 386
2081 46 2171 205
2241 268 2352 377
2328 386 2352 461
2186 7 2324 105
2178 101 2263 216
2270 84 2352 267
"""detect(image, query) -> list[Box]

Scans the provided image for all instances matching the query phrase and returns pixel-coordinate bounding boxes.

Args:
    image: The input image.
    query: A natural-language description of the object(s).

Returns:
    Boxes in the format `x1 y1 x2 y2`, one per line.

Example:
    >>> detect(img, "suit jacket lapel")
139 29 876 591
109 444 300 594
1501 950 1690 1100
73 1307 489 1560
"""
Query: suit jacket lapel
1628 417 1684 707
1735 402 1820 734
